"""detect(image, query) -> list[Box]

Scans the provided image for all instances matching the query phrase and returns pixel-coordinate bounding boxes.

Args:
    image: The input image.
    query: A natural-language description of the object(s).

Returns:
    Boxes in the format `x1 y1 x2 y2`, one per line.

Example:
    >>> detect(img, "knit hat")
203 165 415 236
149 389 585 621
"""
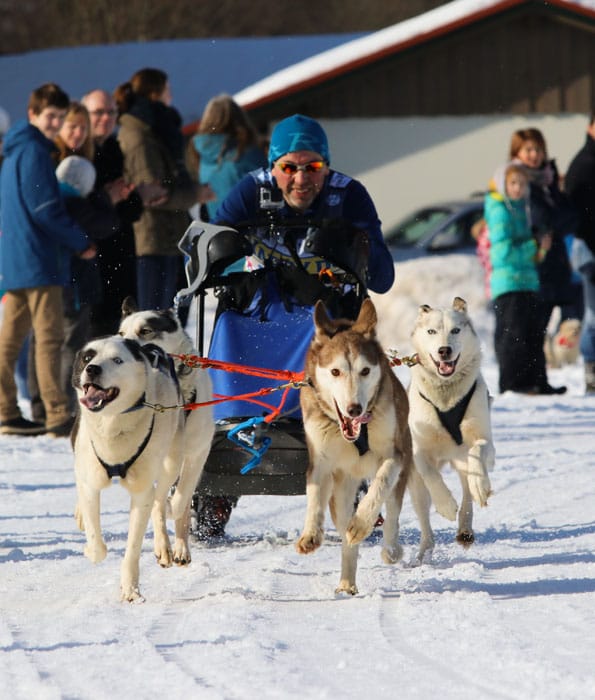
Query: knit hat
55 155 96 197
268 114 330 167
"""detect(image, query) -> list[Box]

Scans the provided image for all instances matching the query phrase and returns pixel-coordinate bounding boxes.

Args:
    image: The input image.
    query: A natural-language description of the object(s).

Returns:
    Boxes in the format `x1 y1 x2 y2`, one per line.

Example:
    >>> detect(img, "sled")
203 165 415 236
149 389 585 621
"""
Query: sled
176 218 368 498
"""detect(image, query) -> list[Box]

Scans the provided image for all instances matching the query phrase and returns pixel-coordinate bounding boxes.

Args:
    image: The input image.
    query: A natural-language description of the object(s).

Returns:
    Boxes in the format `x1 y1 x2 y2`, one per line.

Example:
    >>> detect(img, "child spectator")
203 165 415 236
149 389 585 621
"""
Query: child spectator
485 162 565 395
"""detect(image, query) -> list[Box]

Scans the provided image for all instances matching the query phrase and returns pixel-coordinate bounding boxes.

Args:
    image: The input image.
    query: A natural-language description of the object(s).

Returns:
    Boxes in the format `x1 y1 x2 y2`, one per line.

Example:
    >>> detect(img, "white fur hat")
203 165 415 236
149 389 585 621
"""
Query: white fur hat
55 155 96 197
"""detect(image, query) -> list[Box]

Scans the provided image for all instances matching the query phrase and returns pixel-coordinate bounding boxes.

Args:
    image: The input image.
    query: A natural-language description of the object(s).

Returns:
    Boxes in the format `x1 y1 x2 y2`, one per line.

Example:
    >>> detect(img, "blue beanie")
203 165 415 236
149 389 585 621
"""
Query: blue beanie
268 114 330 167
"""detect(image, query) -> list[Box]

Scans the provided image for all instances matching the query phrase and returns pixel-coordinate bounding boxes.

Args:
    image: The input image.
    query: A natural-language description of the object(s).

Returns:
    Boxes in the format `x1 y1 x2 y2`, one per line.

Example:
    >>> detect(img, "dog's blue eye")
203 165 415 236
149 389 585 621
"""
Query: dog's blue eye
113 357 124 364
451 328 460 334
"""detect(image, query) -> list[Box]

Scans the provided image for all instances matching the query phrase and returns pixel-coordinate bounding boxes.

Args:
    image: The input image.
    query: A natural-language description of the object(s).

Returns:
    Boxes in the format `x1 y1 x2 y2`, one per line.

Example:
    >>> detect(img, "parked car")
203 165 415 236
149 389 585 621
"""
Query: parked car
384 196 484 260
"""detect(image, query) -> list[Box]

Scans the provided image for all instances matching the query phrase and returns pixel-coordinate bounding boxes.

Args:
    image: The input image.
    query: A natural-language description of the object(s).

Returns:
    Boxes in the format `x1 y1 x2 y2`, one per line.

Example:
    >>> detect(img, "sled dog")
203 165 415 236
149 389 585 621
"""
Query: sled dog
296 299 413 595
119 297 215 556
407 297 495 561
72 336 185 601
544 318 581 368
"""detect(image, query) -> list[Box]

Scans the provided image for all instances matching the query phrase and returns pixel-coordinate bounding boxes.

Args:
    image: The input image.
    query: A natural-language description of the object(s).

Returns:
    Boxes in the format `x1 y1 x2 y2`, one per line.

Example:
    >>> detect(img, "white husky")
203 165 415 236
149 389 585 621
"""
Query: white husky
407 297 495 561
72 337 185 601
296 299 413 595
119 297 215 562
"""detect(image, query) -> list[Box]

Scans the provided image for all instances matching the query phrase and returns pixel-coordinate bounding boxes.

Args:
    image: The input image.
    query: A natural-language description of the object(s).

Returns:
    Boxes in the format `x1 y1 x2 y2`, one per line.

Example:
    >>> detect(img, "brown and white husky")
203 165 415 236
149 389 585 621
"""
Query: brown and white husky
296 298 413 595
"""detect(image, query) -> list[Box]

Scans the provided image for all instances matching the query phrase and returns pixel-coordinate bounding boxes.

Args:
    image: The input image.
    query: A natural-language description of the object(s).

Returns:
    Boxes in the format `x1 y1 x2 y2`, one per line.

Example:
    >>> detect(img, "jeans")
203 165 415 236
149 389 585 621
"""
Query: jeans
579 273 595 362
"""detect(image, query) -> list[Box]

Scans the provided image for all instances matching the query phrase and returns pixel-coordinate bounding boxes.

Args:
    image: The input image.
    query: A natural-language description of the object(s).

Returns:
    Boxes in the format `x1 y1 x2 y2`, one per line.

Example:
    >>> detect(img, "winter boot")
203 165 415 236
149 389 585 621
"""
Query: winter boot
192 495 237 541
585 361 595 394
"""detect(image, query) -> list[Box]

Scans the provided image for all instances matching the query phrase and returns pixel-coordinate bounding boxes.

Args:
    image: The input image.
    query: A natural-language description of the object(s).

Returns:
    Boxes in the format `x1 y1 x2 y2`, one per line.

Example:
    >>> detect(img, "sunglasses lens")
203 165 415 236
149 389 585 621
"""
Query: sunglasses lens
277 161 325 174
306 161 325 172
279 163 297 174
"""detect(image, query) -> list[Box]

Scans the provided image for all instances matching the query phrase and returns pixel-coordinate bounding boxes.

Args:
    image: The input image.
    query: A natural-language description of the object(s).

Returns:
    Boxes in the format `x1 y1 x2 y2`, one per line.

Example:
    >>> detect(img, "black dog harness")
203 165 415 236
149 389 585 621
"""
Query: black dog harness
418 381 477 446
92 413 156 479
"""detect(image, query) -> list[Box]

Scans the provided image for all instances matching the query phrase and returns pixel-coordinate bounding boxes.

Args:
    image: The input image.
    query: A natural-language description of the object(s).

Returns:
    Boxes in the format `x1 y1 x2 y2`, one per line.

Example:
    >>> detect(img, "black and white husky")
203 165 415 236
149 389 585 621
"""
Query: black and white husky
119 297 215 555
72 336 185 601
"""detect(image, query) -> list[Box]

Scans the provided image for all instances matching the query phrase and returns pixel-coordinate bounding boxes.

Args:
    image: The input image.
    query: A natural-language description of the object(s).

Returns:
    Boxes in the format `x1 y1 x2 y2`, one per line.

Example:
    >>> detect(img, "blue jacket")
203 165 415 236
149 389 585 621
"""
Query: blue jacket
0 120 90 290
485 191 539 299
193 133 267 221
214 167 395 293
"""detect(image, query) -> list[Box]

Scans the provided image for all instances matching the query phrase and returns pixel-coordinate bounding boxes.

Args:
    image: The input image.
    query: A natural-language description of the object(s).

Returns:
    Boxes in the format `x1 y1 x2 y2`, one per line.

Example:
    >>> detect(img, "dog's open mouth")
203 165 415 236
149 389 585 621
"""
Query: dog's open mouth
432 355 459 377
334 401 371 442
80 383 119 412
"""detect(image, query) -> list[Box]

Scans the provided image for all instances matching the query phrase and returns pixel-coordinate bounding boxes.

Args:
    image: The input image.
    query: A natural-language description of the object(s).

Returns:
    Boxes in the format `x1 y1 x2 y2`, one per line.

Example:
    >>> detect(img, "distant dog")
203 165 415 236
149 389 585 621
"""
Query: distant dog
72 337 185 602
407 297 495 561
296 299 413 595
544 318 582 368
119 297 215 558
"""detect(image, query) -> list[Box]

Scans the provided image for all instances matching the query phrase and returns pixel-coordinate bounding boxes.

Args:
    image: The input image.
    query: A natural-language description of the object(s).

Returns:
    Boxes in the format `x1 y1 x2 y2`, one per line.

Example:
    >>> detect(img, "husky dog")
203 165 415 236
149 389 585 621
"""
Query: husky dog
296 299 413 595
72 337 185 601
408 297 495 561
544 318 582 368
119 297 215 557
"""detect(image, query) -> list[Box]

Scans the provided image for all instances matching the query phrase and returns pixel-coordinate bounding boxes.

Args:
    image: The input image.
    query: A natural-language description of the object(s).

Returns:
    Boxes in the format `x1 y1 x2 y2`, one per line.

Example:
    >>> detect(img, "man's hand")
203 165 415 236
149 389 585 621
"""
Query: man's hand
78 244 97 260
135 181 168 207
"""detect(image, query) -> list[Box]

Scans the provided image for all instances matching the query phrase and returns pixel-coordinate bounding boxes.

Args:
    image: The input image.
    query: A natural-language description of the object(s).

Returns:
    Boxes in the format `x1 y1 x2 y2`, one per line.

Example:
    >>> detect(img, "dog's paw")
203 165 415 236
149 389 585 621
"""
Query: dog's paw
154 548 173 568
295 529 323 554
84 541 107 563
335 580 358 596
346 514 374 545
172 539 191 566
456 530 475 548
468 474 492 507
120 585 145 603
381 543 403 565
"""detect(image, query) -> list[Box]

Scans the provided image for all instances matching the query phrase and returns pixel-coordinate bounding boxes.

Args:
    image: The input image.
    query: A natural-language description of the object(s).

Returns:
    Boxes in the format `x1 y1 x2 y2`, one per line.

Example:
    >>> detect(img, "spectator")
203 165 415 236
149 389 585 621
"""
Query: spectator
81 88 166 335
188 94 267 221
485 162 564 395
54 101 94 163
509 128 580 329
115 68 214 310
564 113 595 393
0 83 95 437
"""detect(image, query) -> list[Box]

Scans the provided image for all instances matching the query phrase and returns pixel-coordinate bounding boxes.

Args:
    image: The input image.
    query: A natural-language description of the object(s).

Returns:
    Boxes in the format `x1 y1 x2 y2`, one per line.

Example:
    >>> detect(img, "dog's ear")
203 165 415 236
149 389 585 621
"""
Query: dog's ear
453 297 467 313
313 300 334 337
121 296 138 318
351 298 377 337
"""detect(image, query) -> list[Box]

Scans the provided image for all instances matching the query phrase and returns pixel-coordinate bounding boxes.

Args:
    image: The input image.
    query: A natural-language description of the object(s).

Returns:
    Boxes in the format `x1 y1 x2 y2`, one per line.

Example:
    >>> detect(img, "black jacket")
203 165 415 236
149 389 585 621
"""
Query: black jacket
565 133 595 255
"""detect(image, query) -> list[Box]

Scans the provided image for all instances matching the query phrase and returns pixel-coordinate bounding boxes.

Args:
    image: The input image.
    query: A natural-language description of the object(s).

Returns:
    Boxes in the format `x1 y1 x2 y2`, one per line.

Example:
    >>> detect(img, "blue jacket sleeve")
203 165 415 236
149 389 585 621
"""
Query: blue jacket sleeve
342 179 394 294
21 145 90 253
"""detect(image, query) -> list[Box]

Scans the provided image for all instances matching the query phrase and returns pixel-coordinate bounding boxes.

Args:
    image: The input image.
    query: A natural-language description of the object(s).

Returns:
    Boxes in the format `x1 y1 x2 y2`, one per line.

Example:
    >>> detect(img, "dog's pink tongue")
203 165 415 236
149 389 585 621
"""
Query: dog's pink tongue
342 412 372 441
80 386 109 409
438 361 455 376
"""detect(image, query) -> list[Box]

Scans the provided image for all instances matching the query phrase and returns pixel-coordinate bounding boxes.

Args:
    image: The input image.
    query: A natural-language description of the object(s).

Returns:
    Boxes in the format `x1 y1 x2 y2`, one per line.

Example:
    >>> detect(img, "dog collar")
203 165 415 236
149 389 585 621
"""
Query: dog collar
92 414 156 480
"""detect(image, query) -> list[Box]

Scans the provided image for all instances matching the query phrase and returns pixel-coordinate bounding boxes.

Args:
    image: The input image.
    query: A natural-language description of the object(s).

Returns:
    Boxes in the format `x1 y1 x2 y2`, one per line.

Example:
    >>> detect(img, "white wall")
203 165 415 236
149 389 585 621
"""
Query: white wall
322 115 589 229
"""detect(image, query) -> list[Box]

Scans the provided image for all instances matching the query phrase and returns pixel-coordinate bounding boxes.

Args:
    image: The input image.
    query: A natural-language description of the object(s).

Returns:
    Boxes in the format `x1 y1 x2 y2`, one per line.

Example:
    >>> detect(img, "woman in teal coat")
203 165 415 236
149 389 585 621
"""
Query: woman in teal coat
485 162 564 394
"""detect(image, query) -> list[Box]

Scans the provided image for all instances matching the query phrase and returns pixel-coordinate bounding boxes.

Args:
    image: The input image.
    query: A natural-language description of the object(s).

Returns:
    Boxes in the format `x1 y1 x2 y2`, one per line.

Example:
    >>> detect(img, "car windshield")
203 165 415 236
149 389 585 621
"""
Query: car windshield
385 207 454 246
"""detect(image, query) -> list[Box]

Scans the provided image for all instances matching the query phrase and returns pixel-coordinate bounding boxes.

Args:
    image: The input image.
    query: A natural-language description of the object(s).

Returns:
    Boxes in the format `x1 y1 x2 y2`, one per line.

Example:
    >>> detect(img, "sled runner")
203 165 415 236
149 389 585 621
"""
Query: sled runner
176 218 369 497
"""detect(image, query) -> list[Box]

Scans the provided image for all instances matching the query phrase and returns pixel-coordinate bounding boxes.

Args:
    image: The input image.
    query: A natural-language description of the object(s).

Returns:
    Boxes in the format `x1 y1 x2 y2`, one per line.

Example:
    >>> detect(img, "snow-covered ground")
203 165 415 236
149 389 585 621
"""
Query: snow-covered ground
2 253 595 699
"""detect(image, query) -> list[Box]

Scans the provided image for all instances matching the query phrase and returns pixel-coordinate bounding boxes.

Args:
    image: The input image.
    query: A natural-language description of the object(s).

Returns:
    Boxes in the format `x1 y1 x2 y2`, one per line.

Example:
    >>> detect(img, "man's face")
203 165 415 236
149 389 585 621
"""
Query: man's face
271 150 329 211
28 106 67 141
84 90 117 143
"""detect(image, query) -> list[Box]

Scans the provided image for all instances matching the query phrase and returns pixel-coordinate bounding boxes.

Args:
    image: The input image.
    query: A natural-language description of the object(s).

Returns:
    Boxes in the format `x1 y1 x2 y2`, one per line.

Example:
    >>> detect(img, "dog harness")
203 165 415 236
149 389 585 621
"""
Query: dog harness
91 413 156 480
418 381 477 446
